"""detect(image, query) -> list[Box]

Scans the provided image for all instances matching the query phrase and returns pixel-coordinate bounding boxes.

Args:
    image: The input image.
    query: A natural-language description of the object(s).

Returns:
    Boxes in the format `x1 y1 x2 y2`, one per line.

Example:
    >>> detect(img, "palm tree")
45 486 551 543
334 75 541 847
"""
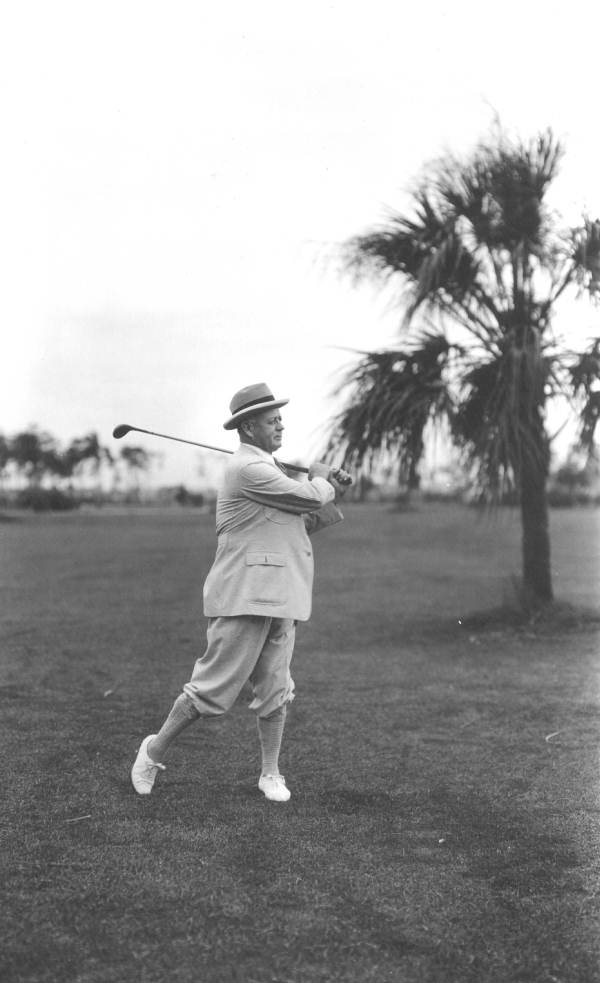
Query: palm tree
327 127 600 606
119 446 152 497
66 432 113 490
9 429 62 486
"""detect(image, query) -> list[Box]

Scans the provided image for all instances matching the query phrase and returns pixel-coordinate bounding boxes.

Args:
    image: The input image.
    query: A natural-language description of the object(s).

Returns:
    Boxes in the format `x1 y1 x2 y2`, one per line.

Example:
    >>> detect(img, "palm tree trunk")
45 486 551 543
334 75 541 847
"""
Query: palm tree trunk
408 457 421 491
519 448 553 605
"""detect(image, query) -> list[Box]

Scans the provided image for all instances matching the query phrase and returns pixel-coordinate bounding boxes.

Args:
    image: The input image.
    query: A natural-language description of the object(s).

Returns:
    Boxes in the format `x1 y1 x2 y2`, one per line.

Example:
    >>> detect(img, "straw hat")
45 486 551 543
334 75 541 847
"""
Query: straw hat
223 383 289 430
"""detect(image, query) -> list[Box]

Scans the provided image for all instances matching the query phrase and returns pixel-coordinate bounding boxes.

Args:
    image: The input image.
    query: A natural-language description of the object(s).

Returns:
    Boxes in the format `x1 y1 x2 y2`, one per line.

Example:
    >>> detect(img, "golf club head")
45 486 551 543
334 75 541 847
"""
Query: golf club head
112 424 133 439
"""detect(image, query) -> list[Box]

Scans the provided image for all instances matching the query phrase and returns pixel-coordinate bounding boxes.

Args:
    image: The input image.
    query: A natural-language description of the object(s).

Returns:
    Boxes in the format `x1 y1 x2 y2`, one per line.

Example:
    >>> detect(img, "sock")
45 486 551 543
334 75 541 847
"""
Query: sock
257 705 287 776
148 693 200 761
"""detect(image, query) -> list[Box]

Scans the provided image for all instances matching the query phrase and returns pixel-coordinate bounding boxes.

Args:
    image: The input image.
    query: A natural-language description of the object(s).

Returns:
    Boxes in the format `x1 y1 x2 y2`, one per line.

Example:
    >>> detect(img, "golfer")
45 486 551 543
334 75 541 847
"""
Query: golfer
131 383 349 801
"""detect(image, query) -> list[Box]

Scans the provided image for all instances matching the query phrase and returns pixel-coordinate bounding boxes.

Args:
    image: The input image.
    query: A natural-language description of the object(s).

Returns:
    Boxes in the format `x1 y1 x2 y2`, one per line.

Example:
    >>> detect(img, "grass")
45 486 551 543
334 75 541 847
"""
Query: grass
1 503 599 982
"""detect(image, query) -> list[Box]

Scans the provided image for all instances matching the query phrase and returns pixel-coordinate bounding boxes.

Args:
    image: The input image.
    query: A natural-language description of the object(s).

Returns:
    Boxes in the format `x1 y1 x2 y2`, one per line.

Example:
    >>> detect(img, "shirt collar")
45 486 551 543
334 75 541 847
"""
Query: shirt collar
238 443 274 463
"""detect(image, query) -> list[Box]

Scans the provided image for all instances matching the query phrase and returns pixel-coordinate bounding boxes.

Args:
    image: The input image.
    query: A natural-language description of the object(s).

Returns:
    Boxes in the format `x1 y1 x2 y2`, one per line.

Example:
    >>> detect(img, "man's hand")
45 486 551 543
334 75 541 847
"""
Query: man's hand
308 462 352 502
330 468 352 487
308 461 332 481
329 473 351 499
309 461 352 487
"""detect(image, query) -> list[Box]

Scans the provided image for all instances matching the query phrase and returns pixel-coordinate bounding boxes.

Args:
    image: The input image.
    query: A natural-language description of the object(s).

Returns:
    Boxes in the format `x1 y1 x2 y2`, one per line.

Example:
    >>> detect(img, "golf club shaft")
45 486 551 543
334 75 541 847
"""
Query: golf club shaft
114 424 309 474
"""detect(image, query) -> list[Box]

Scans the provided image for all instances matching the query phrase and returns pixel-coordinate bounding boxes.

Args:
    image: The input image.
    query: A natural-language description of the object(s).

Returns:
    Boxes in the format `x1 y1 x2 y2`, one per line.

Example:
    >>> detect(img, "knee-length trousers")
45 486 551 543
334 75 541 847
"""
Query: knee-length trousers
183 615 296 719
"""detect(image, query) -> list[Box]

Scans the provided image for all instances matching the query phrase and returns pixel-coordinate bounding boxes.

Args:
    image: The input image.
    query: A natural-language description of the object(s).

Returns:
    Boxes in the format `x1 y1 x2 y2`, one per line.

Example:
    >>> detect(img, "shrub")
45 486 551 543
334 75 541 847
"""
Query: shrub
174 485 205 507
15 487 79 512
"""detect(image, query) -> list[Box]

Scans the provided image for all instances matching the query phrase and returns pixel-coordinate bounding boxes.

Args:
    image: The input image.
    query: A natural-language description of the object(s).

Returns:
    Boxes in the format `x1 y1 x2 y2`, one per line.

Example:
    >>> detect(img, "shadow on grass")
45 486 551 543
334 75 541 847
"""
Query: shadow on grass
459 599 600 635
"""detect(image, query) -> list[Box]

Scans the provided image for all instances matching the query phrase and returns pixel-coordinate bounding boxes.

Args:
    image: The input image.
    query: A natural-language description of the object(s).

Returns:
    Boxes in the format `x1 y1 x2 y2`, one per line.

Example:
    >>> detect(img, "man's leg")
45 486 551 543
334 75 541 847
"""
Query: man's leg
131 694 199 795
257 704 287 776
250 618 295 802
131 616 272 795
148 693 200 760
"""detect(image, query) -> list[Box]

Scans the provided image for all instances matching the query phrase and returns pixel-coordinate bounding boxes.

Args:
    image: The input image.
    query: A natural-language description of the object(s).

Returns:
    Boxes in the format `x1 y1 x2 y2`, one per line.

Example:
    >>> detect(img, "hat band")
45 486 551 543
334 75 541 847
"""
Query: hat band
233 394 275 415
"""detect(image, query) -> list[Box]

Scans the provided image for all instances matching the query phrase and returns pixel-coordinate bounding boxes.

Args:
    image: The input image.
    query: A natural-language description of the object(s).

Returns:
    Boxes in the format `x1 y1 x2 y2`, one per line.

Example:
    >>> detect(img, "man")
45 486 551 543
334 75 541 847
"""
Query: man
131 383 350 802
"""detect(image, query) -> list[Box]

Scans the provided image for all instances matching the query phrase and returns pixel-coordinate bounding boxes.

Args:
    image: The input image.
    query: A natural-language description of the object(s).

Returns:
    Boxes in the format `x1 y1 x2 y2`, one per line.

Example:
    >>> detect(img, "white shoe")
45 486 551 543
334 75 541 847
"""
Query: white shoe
131 734 166 795
258 773 291 802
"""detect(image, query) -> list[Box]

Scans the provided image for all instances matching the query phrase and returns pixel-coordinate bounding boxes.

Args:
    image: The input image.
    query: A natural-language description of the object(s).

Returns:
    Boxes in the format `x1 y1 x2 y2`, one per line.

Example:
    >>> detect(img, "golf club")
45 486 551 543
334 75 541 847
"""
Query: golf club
112 423 310 474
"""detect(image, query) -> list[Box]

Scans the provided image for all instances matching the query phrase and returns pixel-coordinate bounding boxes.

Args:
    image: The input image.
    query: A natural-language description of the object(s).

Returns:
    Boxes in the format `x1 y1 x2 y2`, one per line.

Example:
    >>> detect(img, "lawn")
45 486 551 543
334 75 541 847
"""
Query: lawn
1 503 599 983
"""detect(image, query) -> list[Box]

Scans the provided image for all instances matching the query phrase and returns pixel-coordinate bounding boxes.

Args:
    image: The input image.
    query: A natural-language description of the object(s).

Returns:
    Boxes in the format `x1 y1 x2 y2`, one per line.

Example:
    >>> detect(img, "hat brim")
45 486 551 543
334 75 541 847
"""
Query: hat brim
223 398 289 430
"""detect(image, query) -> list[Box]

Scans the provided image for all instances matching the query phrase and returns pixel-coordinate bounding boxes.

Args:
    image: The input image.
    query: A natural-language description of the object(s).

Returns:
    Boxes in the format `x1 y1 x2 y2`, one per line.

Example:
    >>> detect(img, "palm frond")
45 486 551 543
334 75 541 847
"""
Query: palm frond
343 129 567 345
570 218 600 299
433 129 562 256
451 344 552 498
567 339 600 452
344 196 494 334
343 195 447 285
324 331 455 483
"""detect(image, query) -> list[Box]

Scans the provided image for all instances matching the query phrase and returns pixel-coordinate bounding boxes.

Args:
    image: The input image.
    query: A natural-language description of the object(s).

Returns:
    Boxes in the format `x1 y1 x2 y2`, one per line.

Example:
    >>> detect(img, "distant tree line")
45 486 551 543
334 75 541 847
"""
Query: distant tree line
1 424 595 513
0 428 152 508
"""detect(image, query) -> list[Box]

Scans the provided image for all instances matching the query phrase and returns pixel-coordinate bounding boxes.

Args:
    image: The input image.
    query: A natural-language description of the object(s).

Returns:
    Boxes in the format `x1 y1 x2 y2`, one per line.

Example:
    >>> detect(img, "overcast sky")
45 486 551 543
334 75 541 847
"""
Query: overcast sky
1 0 598 486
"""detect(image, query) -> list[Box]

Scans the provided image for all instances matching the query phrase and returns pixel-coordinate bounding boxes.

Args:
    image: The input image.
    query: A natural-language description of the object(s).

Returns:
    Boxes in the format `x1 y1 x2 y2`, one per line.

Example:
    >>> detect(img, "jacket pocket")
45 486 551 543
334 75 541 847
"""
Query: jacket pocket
262 507 296 525
245 551 287 604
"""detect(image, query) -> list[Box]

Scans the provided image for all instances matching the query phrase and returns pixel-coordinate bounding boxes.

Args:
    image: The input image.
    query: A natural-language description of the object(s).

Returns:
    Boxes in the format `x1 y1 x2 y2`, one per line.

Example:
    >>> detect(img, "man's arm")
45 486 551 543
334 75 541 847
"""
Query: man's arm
303 467 350 534
239 459 335 514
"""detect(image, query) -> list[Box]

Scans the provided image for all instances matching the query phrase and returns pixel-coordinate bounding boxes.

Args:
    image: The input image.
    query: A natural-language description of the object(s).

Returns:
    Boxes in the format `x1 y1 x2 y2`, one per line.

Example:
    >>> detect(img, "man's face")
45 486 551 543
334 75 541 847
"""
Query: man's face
245 409 284 453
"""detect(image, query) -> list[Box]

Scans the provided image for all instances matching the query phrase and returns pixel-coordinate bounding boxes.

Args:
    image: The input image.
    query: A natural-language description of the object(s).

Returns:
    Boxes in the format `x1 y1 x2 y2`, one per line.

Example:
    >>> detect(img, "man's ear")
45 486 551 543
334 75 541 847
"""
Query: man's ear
240 419 254 437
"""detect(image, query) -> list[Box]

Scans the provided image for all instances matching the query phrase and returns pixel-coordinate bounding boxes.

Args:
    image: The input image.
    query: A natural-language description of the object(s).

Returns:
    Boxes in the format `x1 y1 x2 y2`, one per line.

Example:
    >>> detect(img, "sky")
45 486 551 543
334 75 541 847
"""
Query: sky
1 0 599 487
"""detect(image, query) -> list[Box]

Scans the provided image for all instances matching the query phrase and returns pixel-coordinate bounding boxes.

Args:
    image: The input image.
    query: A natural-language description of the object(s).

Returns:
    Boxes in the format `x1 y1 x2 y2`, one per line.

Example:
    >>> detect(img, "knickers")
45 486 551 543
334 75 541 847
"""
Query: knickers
183 615 295 718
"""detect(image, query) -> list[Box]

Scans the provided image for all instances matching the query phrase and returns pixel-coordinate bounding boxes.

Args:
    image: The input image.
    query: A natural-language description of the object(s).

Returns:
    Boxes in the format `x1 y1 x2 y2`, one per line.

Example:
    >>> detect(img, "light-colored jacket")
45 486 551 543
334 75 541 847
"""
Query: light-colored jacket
203 444 343 621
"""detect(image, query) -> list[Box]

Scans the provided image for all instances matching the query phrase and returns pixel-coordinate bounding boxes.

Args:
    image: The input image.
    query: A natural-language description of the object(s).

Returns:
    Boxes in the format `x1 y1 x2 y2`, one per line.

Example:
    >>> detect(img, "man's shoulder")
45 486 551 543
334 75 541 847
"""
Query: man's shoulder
221 446 278 495
232 445 278 474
